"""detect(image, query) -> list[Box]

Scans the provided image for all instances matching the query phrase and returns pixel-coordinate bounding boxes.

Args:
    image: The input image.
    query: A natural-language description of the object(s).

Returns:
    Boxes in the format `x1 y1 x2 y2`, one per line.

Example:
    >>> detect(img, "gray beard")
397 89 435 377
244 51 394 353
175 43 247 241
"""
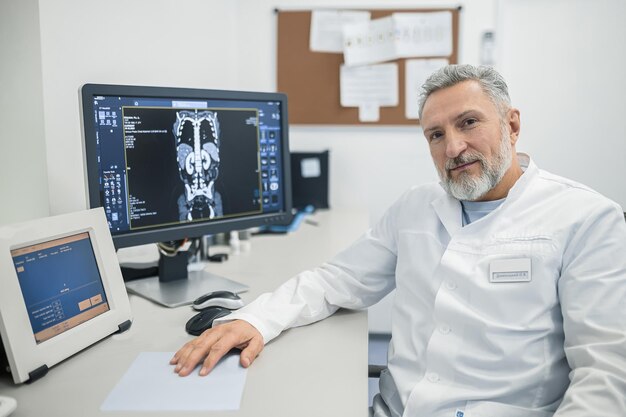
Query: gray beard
438 127 512 201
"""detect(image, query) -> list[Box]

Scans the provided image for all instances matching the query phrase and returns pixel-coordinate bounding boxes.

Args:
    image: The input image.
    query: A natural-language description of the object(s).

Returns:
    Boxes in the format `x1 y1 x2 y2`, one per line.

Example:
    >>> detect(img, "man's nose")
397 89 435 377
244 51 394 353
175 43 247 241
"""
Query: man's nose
445 134 467 159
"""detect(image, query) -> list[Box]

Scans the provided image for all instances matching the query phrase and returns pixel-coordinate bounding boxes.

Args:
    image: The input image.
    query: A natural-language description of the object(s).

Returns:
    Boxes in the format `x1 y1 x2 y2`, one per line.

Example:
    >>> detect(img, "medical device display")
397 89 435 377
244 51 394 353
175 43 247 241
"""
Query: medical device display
0 209 132 383
81 84 292 247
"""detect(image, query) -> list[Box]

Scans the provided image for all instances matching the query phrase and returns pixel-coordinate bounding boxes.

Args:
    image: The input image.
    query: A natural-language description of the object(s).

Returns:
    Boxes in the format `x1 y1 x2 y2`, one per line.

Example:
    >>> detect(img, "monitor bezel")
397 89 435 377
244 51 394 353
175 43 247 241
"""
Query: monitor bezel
80 83 293 249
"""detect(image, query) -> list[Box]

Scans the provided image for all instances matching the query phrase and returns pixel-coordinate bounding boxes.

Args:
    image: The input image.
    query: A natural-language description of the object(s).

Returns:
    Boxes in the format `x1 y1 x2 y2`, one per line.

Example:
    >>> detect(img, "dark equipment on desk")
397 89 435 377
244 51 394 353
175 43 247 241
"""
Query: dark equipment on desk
207 253 229 263
120 239 229 282
186 307 232 336
290 150 329 210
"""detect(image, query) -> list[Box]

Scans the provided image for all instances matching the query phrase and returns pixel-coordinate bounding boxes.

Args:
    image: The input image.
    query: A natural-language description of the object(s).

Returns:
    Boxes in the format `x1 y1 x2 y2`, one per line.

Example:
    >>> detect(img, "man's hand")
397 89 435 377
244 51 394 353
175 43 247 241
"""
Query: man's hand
170 319 264 376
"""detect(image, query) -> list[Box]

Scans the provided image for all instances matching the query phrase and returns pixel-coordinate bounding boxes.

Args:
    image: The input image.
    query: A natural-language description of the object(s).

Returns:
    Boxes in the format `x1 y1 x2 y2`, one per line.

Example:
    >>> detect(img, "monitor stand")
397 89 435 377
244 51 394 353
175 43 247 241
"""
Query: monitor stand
122 247 248 308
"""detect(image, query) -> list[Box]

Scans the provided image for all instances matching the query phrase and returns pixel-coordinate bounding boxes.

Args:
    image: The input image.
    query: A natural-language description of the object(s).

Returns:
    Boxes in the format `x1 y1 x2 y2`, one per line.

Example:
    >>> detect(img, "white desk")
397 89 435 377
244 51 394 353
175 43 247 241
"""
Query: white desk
0 210 369 417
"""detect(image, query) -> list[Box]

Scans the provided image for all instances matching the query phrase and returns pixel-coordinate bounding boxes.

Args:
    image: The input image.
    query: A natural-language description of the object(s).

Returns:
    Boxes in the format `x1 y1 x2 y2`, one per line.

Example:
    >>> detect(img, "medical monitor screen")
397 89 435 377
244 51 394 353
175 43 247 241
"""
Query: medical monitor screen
11 233 110 344
82 85 291 247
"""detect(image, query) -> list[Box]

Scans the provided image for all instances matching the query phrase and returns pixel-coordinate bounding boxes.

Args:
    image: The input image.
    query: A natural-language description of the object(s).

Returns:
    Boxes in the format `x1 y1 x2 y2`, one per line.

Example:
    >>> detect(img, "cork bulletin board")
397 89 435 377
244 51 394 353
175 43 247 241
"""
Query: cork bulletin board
276 8 461 126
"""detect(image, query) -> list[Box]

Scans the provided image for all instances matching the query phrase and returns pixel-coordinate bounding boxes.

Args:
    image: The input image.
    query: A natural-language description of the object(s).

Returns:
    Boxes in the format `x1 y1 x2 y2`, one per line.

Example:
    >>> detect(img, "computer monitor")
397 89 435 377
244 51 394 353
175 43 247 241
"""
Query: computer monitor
80 84 292 307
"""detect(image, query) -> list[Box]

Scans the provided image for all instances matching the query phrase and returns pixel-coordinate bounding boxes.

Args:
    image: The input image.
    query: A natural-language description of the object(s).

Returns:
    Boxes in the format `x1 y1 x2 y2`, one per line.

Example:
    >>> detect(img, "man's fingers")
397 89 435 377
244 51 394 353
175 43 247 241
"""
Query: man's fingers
174 330 221 376
239 336 264 368
199 338 238 376
170 340 194 366
171 337 202 364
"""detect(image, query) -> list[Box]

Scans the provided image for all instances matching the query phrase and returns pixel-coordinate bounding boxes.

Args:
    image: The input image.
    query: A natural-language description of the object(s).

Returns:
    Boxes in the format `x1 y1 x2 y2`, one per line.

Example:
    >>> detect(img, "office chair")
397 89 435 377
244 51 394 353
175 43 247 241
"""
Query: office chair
369 364 386 378
368 336 391 416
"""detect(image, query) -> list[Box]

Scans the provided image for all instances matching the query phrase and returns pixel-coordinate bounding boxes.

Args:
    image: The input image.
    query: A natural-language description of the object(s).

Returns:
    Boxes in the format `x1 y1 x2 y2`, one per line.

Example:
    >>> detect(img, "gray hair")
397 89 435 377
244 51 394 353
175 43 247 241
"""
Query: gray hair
417 64 511 120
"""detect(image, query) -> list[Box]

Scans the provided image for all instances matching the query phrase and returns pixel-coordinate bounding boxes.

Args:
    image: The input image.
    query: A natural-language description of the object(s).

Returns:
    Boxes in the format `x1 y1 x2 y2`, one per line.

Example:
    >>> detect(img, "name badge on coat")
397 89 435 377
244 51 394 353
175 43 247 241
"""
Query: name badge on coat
489 258 531 283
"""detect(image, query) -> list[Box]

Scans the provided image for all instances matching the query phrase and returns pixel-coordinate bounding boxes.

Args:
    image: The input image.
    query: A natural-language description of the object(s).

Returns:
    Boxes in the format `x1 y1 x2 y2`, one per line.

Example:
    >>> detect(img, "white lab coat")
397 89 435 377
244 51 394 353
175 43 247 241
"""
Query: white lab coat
227 155 626 417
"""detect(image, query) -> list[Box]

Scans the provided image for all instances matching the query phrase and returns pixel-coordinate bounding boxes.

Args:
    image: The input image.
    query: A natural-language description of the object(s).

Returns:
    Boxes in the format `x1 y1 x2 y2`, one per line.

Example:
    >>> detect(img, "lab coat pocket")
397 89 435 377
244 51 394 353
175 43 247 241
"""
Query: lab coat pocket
464 400 554 417
468 236 561 328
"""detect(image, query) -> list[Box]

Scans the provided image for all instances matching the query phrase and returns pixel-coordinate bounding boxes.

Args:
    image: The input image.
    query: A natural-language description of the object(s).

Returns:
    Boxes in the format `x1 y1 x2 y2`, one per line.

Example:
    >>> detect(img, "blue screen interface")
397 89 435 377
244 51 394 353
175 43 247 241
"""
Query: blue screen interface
11 233 109 344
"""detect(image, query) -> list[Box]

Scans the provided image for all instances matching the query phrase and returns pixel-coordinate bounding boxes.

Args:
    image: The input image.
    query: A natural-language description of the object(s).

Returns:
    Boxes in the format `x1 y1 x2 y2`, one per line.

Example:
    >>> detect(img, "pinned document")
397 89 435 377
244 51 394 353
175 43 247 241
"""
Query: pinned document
342 16 396 66
393 12 453 58
342 12 453 67
340 63 398 122
310 10 371 53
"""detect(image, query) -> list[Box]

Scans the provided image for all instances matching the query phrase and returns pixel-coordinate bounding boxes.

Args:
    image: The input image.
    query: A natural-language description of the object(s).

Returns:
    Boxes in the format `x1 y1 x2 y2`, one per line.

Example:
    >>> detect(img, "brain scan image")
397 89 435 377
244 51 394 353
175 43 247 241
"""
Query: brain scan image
173 109 223 221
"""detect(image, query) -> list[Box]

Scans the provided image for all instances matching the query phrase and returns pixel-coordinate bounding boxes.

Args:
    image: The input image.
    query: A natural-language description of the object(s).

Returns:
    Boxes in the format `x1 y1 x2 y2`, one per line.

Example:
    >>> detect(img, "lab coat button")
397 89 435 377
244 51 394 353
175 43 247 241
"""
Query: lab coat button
439 325 451 334
445 281 457 290
426 372 440 383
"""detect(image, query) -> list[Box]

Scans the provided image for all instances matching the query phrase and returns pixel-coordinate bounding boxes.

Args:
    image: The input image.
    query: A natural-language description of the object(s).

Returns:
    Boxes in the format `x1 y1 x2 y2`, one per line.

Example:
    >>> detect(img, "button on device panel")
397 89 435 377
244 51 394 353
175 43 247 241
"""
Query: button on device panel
260 127 282 211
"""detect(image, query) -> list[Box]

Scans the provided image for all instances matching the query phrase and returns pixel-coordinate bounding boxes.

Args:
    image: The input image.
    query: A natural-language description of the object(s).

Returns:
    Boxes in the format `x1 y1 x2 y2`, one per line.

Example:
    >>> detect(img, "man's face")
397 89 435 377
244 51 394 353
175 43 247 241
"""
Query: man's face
420 80 518 201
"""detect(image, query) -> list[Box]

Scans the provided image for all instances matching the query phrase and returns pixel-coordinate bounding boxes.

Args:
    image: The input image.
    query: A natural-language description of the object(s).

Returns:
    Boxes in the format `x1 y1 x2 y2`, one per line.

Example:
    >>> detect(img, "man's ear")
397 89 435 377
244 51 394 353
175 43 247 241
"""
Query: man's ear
508 108 521 145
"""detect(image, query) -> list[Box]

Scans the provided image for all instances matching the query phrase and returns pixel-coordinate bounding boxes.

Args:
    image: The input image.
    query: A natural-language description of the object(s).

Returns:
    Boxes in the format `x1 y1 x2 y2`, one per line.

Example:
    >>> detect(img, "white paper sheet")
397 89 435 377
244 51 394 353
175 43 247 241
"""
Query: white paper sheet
101 352 247 411
358 103 381 122
405 58 449 119
342 12 453 67
342 16 396 66
340 63 398 110
309 10 371 53
393 12 453 58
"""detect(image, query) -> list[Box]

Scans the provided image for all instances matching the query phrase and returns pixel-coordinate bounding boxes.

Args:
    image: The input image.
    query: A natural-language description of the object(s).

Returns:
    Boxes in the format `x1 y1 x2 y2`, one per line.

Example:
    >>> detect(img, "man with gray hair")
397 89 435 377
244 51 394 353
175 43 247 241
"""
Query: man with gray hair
172 65 626 416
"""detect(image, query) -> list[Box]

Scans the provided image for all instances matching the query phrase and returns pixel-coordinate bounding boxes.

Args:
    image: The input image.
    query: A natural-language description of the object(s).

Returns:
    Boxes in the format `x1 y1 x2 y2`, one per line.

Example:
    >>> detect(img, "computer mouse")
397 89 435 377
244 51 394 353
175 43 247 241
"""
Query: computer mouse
185 307 232 336
192 290 245 310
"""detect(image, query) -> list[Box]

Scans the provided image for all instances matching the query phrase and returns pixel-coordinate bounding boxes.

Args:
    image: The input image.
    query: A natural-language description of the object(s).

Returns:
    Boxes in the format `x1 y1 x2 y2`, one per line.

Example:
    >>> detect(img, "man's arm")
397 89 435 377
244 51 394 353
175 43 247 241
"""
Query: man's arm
555 203 626 415
171 201 402 376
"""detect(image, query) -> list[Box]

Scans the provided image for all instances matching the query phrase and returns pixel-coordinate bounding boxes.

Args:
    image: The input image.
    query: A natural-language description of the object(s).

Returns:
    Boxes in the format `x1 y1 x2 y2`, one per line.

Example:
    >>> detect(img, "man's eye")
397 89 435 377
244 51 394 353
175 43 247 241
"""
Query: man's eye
430 132 443 141
463 118 478 127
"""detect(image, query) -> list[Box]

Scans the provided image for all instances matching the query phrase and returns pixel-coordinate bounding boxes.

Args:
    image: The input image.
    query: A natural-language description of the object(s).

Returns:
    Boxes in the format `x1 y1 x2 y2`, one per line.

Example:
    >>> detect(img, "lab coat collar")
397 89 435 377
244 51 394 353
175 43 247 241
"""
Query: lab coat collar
431 153 536 236
431 193 462 236
505 153 537 204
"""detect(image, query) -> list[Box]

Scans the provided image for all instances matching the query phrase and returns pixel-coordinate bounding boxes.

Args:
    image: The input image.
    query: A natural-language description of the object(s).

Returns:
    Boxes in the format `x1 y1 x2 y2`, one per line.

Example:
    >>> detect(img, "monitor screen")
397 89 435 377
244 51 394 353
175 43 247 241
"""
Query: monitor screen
11 232 110 344
81 84 292 248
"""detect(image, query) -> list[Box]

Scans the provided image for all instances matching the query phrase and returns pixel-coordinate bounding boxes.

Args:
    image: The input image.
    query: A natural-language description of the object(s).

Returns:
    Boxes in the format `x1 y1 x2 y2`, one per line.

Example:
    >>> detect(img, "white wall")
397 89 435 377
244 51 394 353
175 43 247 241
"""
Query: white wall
37 0 239 217
0 0 49 225
496 0 626 209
